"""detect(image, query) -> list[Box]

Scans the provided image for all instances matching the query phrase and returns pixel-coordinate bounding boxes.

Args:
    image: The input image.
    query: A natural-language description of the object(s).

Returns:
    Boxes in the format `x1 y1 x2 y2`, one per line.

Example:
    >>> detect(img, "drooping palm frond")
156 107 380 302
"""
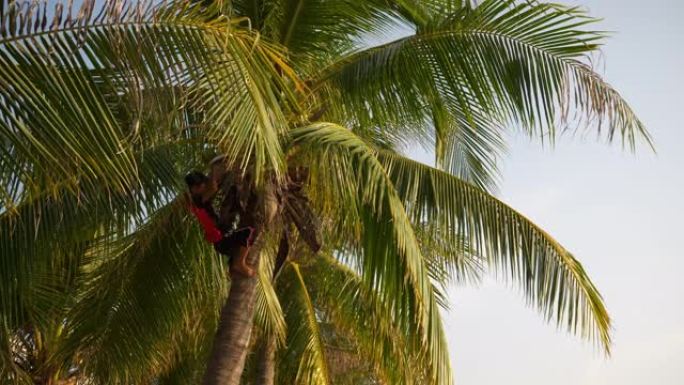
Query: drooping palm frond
303 254 426 385
430 92 507 191
0 238 89 385
0 1 644 383
0 120 203 335
0 0 297 200
254 238 287 346
0 193 95 332
378 151 611 351
0 2 299 376
291 122 452 384
154 271 227 385
414 222 483 295
61 198 227 383
314 0 651 166
2 135 230 384
240 0 412 72
277 262 330 385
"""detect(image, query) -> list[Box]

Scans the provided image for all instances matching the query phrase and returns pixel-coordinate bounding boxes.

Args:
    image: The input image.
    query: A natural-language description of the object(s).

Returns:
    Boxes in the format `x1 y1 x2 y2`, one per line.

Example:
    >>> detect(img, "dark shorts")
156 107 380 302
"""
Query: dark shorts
213 227 255 257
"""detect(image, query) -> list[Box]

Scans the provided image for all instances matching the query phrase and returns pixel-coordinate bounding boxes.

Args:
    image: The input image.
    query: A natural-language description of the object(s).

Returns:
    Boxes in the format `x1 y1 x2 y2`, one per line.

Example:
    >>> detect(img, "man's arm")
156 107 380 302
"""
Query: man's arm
200 178 218 202
200 155 227 202
209 155 227 185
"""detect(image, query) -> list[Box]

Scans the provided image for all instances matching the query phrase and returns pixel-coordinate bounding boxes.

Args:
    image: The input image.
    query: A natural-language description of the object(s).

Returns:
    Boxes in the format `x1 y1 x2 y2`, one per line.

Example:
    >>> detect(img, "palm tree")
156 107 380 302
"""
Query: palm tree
0 0 651 385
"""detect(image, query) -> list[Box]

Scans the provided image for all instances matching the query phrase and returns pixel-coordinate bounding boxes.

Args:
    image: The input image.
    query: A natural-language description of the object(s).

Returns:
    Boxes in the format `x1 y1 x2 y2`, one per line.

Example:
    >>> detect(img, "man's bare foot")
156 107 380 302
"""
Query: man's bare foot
231 262 255 277
240 263 255 277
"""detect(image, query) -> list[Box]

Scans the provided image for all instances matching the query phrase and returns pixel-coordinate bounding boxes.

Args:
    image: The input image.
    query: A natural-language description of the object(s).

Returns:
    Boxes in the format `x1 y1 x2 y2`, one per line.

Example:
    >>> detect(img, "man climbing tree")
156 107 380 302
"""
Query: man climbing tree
186 158 256 277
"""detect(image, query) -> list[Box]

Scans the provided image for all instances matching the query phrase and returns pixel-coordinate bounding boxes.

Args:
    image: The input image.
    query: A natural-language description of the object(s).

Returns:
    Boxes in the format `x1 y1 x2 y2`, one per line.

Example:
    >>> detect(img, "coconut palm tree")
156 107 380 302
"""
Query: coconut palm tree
0 0 651 384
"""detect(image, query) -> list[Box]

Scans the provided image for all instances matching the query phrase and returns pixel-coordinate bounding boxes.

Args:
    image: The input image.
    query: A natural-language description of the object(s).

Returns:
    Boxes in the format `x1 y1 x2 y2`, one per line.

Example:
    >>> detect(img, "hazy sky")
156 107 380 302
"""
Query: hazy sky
423 1 684 384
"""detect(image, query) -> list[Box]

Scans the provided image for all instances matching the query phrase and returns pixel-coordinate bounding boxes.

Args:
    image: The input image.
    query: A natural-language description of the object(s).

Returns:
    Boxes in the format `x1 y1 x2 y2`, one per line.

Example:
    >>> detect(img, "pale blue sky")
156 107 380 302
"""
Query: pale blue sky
429 1 684 384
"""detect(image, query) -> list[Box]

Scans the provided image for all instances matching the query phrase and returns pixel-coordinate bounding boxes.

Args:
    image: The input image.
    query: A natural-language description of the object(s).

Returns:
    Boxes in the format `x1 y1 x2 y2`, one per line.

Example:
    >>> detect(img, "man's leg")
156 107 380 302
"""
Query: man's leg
216 235 254 277
221 228 255 277
233 245 255 277
229 246 254 277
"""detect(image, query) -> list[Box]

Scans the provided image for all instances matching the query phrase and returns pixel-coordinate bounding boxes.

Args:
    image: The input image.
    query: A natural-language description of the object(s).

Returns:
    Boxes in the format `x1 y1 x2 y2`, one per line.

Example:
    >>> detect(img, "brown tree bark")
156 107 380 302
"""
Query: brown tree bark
254 335 277 385
202 244 262 385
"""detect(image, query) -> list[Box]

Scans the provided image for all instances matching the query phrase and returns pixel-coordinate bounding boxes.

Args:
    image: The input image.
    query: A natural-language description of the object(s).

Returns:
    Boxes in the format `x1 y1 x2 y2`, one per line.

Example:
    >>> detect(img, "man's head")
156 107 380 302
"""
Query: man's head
185 171 209 197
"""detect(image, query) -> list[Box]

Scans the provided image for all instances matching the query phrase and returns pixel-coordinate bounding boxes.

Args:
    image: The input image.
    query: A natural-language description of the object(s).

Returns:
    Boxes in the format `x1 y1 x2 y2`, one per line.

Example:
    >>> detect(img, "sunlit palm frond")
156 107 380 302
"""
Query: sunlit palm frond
315 0 650 156
0 0 295 198
379 151 611 351
291 122 452 384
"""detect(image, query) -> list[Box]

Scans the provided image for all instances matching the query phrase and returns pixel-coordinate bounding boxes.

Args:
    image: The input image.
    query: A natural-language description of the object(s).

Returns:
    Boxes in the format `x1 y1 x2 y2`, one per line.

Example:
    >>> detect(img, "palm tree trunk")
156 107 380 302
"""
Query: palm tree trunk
203 178 278 385
202 245 261 385
254 335 276 385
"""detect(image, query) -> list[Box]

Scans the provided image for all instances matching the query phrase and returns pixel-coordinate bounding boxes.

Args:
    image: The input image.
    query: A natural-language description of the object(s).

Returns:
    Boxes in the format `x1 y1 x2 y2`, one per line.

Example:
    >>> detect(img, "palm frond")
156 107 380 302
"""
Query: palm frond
277 262 330 385
255 0 411 71
254 238 287 346
414 222 483 291
154 283 223 385
315 0 651 154
379 150 611 351
0 0 296 197
303 254 425 385
0 126 202 331
291 122 452 384
61 198 227 383
432 94 506 191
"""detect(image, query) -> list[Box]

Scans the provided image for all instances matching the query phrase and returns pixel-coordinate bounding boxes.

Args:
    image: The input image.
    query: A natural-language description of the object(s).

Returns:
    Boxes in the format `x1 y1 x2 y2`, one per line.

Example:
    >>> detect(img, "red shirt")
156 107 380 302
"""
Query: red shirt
189 203 223 244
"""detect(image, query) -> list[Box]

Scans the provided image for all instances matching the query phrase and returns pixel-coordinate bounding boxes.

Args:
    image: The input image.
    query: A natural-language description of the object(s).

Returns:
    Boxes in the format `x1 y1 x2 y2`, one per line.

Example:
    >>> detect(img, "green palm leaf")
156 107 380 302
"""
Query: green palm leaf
303 254 426 385
277 262 331 385
379 150 611 351
0 1 649 383
62 198 227 383
0 125 202 331
315 0 651 158
0 0 294 198
292 122 452 384
254 240 287 346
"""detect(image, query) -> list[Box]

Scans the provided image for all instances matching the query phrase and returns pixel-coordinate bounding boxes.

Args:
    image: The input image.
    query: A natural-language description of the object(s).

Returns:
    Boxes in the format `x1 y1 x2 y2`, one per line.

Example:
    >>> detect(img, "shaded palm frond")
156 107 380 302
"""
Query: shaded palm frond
254 236 287 347
431 94 506 191
253 0 413 72
61 198 227 383
303 254 428 385
277 262 330 385
0 124 203 333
